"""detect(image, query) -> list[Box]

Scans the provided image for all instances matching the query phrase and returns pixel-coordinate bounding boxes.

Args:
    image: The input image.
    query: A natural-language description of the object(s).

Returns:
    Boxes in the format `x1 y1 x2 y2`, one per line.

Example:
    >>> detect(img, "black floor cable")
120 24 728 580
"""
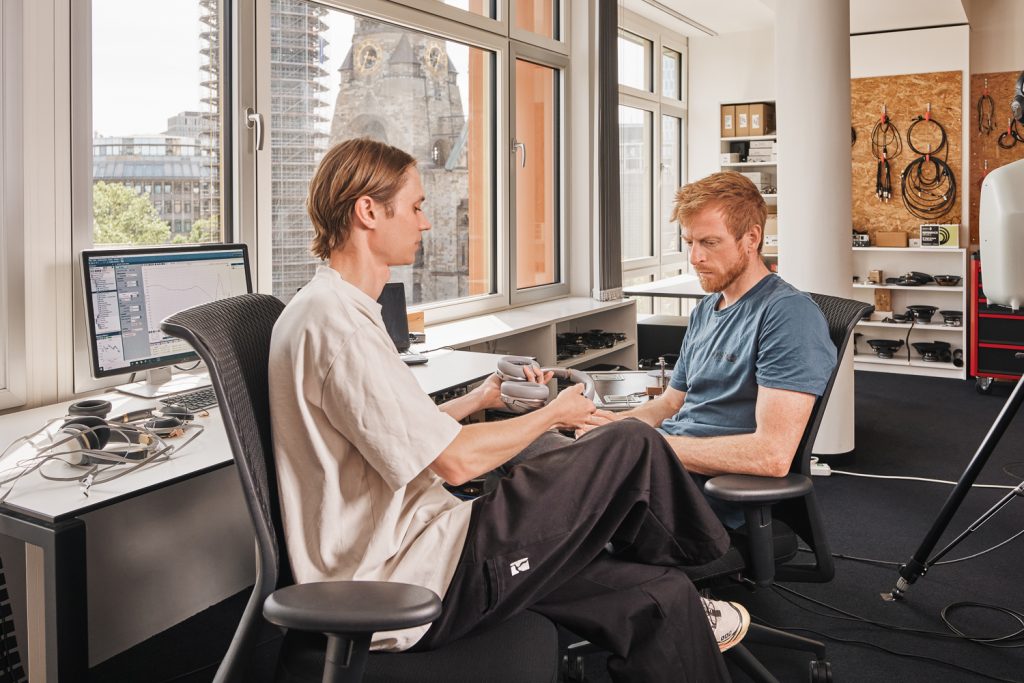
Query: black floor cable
902 107 957 220
770 585 1024 679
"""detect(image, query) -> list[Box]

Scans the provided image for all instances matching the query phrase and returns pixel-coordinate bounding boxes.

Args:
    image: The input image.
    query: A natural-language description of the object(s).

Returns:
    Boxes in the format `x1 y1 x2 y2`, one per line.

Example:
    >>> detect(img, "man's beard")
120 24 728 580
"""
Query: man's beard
697 252 750 293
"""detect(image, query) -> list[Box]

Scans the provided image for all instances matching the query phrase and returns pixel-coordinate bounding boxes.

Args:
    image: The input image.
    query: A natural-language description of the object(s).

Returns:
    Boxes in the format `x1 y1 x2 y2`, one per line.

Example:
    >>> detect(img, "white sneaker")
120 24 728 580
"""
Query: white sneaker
701 597 750 652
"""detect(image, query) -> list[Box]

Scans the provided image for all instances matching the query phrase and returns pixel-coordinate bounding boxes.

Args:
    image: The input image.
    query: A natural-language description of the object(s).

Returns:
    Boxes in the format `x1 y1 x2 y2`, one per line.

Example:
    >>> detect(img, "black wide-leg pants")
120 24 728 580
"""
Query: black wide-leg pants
415 419 733 682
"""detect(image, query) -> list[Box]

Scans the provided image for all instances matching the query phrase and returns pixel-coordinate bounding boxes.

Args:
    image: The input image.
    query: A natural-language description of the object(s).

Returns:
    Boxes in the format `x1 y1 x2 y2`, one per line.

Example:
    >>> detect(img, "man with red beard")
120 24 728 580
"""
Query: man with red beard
582 172 835 528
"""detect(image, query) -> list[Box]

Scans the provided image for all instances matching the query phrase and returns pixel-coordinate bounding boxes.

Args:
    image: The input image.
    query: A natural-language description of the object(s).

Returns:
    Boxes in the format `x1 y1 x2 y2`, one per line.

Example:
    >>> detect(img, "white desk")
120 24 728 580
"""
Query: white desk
622 273 707 300
0 348 503 682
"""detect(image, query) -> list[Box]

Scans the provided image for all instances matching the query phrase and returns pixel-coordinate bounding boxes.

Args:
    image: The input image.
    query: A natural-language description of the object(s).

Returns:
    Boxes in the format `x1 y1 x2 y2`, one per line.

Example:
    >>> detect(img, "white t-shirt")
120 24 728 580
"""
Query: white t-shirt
269 266 470 651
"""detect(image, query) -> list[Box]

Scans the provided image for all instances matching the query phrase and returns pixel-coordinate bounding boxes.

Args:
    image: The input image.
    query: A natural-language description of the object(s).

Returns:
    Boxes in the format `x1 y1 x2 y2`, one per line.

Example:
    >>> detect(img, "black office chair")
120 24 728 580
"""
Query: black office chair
694 293 873 682
161 294 559 683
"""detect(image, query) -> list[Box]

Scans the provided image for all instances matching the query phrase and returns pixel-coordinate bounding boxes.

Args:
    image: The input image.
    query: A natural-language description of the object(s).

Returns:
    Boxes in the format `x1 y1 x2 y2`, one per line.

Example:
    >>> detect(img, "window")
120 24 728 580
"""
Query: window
514 57 560 289
259 0 568 315
617 11 687 313
87 0 227 248
0 1 27 409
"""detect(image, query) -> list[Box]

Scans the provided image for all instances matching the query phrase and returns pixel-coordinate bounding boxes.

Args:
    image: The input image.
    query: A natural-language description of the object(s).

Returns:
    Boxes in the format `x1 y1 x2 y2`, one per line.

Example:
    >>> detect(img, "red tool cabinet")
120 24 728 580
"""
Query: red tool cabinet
971 253 1024 393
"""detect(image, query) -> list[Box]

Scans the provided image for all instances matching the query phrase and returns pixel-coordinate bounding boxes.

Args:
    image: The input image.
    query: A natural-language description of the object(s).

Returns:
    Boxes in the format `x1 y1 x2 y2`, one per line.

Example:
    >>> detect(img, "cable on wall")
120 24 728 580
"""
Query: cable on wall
901 104 957 220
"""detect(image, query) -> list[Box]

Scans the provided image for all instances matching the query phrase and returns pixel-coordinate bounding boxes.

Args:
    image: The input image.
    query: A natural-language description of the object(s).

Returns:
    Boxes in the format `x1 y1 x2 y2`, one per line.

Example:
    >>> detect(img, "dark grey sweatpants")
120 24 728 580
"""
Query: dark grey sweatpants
415 419 732 682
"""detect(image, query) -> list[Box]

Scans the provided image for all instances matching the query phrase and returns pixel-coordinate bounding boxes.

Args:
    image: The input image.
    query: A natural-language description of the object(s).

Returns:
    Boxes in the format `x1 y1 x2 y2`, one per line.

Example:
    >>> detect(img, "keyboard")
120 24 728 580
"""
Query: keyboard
160 385 218 412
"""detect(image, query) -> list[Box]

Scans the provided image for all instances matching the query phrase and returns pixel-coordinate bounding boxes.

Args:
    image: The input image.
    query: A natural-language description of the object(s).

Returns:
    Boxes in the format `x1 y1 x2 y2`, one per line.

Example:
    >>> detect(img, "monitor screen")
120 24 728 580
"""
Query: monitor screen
81 244 252 378
377 282 410 352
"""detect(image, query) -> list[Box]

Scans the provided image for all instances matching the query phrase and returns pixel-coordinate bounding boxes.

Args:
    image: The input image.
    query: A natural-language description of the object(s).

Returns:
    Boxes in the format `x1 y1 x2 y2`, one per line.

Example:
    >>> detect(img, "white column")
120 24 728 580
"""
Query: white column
775 0 855 455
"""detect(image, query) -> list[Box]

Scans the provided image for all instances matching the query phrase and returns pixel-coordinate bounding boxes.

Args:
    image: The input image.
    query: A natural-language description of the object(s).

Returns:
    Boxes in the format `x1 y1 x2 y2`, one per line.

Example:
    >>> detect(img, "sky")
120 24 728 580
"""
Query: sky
92 0 471 139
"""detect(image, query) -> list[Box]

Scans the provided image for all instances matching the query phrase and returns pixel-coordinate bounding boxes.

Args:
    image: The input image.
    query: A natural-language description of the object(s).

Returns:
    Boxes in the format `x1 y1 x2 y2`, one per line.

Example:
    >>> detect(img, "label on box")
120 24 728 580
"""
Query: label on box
764 235 779 247
738 113 748 128
724 114 733 130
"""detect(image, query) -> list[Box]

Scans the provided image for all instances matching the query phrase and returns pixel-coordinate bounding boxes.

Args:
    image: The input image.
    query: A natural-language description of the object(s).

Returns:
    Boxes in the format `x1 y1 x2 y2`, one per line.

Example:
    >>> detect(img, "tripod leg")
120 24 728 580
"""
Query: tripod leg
884 376 1024 601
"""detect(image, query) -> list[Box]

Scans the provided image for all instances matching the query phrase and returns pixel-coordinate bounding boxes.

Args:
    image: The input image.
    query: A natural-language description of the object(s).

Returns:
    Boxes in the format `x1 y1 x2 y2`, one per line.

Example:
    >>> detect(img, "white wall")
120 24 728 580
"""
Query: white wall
687 28 775 182
851 24 970 229
963 0 1024 73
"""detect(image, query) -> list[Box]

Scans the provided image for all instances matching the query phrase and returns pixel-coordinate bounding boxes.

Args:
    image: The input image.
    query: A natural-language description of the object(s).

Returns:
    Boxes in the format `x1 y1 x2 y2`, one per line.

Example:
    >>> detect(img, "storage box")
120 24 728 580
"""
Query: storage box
920 223 960 248
740 171 775 190
720 153 740 164
748 140 774 149
735 104 750 136
874 231 909 248
749 102 776 135
763 213 779 255
720 105 736 137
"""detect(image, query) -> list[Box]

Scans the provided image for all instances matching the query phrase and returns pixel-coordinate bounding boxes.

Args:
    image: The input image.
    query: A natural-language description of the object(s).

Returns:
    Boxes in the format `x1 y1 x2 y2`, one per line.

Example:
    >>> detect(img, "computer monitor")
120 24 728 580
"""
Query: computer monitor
81 243 252 397
377 282 411 352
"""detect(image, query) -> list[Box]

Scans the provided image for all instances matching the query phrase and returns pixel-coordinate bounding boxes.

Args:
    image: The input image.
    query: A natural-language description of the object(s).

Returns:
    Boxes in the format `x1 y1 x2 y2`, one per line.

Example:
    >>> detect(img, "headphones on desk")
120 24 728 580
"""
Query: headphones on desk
53 400 196 466
496 356 596 414
0 399 206 503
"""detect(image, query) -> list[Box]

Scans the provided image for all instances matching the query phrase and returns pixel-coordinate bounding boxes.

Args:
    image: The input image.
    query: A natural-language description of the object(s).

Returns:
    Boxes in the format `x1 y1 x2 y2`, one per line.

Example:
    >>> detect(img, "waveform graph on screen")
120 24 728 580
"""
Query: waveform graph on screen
141 261 248 332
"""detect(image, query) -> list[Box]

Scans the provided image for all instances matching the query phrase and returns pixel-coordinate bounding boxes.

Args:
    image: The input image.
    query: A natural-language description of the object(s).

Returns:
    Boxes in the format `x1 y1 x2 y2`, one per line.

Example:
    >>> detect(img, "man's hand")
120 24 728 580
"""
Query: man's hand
471 366 555 412
575 408 623 436
545 383 596 430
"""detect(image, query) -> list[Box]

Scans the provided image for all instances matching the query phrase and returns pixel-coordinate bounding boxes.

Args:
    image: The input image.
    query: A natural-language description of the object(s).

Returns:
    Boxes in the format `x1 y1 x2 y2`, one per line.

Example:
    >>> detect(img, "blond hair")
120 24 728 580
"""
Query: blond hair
307 138 416 260
672 171 768 252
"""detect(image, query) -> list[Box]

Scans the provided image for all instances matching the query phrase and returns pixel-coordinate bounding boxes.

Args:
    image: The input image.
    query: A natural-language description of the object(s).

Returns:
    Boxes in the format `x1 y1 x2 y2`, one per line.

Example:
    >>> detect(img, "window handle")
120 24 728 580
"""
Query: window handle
512 139 526 168
245 107 264 151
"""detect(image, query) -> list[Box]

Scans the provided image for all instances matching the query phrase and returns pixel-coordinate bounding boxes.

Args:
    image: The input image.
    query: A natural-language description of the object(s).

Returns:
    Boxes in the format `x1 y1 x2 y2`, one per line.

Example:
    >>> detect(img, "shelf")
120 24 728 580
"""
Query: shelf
856 321 963 332
720 161 776 168
852 284 963 292
855 356 960 371
853 247 966 253
855 356 964 378
558 341 636 369
720 135 776 142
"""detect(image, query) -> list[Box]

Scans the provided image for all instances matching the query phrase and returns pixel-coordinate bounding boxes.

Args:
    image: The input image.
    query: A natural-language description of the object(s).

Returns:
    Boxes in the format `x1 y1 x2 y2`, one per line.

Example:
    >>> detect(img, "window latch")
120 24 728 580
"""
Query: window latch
245 107 264 151
512 139 526 169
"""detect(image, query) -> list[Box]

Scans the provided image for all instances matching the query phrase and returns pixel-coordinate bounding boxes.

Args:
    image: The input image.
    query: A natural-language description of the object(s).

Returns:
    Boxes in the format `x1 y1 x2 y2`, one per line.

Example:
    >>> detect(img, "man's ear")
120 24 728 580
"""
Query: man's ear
747 224 763 252
353 195 377 228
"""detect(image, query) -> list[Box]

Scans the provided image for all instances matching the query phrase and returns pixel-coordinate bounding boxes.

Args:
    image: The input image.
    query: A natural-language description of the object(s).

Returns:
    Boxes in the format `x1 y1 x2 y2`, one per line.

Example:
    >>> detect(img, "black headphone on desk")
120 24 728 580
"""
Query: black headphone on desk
52 400 195 466
496 356 596 414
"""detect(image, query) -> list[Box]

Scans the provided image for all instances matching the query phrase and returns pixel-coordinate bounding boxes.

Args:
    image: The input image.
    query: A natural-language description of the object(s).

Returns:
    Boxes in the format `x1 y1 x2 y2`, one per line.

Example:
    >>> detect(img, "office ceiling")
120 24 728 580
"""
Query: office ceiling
625 0 969 37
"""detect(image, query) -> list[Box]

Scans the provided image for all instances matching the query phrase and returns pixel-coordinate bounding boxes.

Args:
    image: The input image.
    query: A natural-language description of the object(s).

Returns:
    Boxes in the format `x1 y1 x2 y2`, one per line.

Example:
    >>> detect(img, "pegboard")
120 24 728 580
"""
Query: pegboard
969 71 1024 245
851 71 963 244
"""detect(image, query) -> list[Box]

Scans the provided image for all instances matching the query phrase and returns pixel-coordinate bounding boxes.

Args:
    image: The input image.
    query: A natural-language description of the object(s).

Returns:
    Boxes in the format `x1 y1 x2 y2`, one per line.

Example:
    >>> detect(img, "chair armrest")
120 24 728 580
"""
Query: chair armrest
704 473 812 504
263 580 442 635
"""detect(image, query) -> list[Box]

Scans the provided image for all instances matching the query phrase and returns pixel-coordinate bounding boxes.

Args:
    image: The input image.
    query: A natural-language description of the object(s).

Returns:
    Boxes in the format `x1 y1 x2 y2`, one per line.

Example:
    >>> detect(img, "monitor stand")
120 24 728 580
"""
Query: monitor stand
115 367 209 399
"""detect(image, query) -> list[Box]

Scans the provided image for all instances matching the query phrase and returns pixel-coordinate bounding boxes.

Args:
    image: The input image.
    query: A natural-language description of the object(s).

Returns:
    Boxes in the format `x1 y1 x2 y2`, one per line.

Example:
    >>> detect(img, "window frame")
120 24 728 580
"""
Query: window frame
70 0 235 394
0 0 28 410
617 9 688 295
250 0 571 322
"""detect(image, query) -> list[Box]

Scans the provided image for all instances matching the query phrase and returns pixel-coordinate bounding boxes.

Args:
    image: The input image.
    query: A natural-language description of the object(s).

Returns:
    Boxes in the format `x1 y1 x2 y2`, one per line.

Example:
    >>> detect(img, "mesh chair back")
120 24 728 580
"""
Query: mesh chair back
161 293 288 683
790 294 874 476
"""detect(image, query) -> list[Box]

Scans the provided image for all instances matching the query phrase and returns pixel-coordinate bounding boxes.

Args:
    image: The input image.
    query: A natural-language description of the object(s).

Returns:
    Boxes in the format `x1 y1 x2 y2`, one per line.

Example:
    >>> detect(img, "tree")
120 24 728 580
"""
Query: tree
92 181 171 245
173 216 220 244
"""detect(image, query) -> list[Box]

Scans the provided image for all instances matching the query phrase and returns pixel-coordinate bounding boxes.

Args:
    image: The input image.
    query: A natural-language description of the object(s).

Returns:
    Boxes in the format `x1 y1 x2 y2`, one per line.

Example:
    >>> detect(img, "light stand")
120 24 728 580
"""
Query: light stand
883 365 1024 601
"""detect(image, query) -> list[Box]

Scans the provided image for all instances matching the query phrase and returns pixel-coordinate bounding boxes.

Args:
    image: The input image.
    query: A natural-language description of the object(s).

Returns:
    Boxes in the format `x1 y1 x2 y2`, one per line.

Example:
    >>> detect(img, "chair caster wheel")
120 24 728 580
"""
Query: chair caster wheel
561 653 585 682
809 659 832 683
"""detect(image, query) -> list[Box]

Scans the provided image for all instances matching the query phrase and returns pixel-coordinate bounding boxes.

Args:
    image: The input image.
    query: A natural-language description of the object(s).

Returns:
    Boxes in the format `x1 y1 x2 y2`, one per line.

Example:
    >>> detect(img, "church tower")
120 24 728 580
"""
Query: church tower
330 18 470 304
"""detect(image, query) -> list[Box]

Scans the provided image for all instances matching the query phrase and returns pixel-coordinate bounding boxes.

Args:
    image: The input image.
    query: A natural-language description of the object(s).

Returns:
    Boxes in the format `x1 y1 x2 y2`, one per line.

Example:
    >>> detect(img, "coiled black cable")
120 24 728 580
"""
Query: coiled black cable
901 111 957 220
997 117 1024 149
870 112 901 201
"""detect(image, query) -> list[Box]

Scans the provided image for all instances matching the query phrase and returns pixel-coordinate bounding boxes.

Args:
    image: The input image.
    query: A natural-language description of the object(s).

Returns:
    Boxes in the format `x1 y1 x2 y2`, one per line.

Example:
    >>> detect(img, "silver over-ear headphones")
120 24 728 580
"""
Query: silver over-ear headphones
1012 70 1024 125
495 355 596 414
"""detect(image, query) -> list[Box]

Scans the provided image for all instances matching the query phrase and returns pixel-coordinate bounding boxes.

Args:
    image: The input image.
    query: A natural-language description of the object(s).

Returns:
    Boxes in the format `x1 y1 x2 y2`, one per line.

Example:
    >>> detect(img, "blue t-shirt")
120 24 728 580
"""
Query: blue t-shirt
661 274 836 439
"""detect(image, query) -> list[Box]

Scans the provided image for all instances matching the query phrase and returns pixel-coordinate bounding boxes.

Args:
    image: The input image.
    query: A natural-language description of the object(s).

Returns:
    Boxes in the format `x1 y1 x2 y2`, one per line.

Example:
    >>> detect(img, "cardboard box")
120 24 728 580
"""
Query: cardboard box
740 171 775 189
735 104 750 136
874 231 908 248
720 105 736 137
874 289 892 314
920 223 960 248
763 213 779 255
720 153 740 164
749 102 776 135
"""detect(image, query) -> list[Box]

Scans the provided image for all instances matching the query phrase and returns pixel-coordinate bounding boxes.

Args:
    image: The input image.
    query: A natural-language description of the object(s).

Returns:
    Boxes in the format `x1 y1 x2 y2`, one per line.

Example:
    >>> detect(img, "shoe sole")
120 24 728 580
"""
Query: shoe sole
718 602 750 653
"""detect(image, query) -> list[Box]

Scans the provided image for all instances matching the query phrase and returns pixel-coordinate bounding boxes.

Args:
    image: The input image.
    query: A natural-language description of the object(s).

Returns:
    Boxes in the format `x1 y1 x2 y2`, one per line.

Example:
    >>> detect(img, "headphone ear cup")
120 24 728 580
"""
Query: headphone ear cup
496 355 539 381
143 416 184 436
153 404 194 423
499 380 550 413
56 416 110 466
